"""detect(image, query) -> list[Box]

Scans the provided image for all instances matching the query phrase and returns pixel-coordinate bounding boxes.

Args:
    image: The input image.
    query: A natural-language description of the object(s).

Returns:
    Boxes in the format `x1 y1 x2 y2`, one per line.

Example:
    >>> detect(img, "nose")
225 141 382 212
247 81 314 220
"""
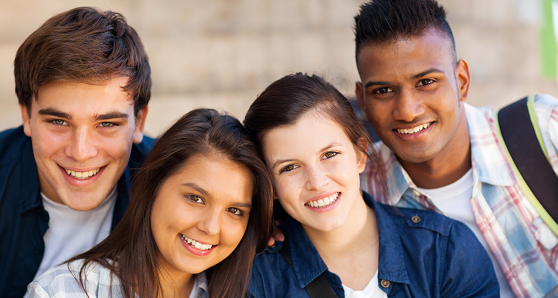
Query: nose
65 127 98 161
197 208 221 236
393 89 425 122
305 165 329 191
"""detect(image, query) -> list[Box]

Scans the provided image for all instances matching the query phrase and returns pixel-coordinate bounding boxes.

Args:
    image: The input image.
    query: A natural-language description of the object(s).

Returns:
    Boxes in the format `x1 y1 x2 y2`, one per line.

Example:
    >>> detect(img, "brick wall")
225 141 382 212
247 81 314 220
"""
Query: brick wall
0 0 555 137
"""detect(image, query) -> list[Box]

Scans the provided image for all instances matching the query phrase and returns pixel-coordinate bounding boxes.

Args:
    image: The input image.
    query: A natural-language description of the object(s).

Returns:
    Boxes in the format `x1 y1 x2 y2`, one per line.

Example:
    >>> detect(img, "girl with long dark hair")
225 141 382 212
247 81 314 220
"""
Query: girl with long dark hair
27 108 273 298
243 73 499 297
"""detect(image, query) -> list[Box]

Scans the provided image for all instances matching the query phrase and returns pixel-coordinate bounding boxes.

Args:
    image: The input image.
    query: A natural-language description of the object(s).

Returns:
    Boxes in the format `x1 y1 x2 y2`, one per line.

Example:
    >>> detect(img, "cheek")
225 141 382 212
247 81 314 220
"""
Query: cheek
222 218 249 247
272 175 300 205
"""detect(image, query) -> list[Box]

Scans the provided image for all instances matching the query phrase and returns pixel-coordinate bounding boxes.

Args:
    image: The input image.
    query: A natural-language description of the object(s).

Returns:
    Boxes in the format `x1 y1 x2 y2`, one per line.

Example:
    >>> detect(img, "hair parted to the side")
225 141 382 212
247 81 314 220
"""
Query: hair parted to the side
68 108 274 298
15 6 151 116
243 72 388 206
354 0 455 58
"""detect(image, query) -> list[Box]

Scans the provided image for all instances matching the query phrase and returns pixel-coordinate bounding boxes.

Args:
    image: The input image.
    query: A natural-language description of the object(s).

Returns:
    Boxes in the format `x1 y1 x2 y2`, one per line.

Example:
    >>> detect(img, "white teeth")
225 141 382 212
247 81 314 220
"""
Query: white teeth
180 234 213 251
65 168 100 179
397 123 431 134
306 193 340 208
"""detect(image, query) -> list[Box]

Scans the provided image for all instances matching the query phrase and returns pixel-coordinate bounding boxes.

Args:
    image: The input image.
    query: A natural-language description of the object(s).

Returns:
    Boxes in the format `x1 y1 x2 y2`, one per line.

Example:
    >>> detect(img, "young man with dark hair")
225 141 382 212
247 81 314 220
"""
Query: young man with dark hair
0 7 154 297
355 0 558 297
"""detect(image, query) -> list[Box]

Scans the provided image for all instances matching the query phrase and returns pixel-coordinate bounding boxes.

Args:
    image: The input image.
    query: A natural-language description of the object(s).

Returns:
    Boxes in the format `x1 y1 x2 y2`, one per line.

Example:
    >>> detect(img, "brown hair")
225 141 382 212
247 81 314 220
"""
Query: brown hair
15 7 151 116
244 73 387 202
69 108 274 298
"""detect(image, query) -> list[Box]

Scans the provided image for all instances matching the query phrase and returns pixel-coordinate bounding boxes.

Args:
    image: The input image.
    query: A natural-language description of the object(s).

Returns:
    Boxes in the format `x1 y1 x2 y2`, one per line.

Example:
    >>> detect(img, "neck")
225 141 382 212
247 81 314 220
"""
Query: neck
157 257 195 298
399 109 472 189
303 193 378 260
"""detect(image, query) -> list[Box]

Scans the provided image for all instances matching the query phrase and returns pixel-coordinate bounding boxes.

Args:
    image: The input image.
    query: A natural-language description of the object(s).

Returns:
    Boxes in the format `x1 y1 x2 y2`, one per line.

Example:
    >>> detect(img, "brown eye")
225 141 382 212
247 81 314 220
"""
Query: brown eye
417 79 434 86
186 195 204 204
280 164 298 173
322 151 338 159
227 207 244 216
373 87 393 94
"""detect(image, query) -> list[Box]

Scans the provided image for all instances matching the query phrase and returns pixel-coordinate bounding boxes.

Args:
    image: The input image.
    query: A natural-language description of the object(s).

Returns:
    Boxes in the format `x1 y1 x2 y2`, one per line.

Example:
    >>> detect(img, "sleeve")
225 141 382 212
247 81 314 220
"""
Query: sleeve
26 281 51 298
534 94 558 175
440 221 500 298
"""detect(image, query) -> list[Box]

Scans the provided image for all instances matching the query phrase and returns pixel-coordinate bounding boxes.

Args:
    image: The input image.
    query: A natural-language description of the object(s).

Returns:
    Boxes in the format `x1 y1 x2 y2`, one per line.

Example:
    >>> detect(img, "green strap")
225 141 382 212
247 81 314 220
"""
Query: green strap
494 94 558 236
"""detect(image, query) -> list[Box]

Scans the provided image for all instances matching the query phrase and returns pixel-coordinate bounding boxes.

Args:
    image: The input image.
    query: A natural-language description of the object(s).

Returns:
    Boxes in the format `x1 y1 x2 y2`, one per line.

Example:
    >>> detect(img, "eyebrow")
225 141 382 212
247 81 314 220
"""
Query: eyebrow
38 108 70 119
94 112 129 121
37 108 129 122
363 67 445 88
231 202 252 208
271 142 342 170
183 183 209 197
182 183 252 208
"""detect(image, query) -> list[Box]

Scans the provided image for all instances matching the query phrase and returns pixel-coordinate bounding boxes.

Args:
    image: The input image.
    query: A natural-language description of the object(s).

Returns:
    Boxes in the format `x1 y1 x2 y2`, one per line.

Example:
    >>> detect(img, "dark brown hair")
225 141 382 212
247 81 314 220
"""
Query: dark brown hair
354 0 455 59
69 108 273 298
244 73 387 204
15 7 151 116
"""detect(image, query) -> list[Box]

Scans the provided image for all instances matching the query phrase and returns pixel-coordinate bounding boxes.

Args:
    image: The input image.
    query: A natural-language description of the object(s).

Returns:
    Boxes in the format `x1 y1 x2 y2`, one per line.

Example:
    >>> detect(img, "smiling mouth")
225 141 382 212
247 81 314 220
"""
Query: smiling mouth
305 192 340 208
63 168 100 180
396 122 432 135
180 234 215 251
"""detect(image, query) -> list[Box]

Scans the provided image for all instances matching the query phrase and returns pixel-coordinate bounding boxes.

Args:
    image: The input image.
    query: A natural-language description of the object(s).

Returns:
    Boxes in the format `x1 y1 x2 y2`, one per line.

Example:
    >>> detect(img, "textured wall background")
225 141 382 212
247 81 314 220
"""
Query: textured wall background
0 0 556 138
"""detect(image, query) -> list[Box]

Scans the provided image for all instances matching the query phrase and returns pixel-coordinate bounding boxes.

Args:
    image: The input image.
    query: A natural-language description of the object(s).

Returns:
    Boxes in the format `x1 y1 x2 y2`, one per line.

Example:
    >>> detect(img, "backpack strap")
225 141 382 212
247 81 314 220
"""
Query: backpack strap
278 234 339 298
496 94 558 236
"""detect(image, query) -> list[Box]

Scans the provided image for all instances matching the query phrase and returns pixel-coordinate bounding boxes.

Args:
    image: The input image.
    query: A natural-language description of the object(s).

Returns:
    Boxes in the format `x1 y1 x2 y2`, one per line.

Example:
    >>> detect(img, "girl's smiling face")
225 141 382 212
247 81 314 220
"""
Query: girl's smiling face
262 111 367 233
150 152 253 281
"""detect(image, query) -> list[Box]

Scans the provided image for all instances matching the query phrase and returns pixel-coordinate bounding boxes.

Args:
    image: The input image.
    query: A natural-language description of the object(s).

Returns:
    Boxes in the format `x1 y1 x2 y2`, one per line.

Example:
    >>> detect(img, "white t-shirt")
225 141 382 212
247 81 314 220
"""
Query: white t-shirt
31 187 117 282
416 169 515 297
343 270 388 298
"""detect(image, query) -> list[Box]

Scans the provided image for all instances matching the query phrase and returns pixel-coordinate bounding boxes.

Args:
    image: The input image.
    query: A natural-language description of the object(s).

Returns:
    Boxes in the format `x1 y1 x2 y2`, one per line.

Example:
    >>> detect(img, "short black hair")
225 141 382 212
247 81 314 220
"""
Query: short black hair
354 0 455 58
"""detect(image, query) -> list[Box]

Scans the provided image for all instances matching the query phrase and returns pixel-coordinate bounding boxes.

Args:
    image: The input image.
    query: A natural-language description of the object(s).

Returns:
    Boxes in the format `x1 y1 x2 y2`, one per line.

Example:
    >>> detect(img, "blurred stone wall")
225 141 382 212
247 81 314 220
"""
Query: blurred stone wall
0 0 555 137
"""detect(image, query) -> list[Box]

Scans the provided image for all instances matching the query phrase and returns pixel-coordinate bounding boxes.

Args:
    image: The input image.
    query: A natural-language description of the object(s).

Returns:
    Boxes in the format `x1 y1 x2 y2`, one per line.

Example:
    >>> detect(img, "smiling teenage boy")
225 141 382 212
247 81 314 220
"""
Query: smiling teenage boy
0 7 153 297
354 0 558 297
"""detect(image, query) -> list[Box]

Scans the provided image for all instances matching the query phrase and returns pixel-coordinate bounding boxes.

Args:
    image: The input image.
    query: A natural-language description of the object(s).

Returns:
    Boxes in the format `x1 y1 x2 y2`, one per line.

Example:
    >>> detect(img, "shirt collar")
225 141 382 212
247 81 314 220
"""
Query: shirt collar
19 137 43 213
280 192 410 288
464 103 516 186
281 218 329 288
192 271 208 298
366 192 410 285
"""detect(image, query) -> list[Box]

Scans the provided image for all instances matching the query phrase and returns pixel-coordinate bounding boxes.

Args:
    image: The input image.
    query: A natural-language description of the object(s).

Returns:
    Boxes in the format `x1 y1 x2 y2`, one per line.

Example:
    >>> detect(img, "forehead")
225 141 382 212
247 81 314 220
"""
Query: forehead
169 153 253 203
33 77 133 115
356 28 455 80
262 113 351 157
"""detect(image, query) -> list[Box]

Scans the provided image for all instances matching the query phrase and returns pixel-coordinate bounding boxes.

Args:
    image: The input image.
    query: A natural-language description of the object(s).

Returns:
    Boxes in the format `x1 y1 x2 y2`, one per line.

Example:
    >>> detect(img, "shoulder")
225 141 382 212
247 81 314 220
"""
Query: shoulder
377 203 458 237
0 126 30 167
27 260 91 297
27 260 119 298
249 241 300 298
128 135 155 168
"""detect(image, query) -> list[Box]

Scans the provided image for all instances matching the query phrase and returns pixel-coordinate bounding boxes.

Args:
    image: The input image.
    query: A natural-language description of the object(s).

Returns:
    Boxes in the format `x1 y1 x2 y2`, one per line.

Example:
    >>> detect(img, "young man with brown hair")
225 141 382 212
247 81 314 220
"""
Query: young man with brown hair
355 0 558 297
0 7 154 297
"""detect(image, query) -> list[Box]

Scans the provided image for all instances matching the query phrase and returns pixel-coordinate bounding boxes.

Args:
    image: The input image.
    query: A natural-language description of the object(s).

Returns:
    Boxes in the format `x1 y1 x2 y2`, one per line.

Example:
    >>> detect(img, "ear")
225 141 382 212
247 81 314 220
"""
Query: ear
355 137 368 174
20 104 31 137
455 59 470 102
355 81 365 111
133 106 148 144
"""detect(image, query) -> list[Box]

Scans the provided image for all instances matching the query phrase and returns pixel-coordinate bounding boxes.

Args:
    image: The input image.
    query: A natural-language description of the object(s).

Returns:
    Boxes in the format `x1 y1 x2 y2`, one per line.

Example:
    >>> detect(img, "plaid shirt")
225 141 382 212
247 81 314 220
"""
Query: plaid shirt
26 259 208 298
362 95 558 298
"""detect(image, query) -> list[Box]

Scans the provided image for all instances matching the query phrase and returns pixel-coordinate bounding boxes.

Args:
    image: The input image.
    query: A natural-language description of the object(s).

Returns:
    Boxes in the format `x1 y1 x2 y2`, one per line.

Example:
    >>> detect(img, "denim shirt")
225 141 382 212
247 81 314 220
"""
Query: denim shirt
248 191 499 298
0 126 154 298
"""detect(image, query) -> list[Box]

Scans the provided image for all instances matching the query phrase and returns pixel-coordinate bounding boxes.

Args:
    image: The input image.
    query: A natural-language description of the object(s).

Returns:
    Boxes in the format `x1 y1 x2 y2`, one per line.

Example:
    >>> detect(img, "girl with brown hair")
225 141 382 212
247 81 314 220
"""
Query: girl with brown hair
243 73 499 298
27 108 273 298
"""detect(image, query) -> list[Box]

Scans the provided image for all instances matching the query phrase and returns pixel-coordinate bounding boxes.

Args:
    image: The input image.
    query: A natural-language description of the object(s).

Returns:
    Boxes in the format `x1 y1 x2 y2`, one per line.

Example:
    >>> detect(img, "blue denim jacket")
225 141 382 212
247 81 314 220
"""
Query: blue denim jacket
248 191 499 298
0 126 154 298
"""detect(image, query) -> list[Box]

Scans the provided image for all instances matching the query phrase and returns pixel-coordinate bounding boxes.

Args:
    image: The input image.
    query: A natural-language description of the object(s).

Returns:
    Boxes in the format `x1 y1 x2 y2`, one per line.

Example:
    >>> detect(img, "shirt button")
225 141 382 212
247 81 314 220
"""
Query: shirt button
380 279 390 288
411 215 421 223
